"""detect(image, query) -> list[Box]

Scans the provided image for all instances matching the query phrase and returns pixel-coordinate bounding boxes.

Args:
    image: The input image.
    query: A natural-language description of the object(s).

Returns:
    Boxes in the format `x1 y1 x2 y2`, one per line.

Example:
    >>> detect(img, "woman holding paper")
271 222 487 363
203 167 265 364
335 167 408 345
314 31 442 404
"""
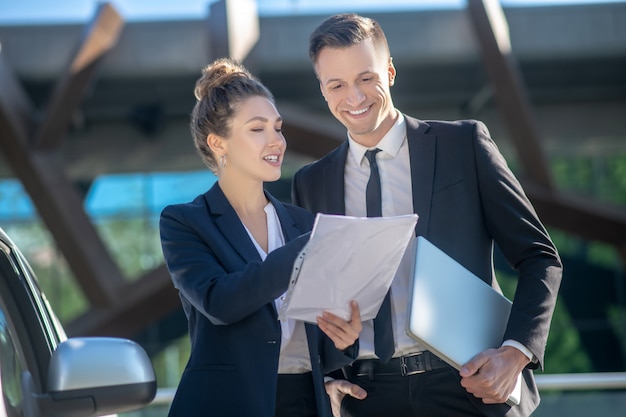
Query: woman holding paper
159 57 361 417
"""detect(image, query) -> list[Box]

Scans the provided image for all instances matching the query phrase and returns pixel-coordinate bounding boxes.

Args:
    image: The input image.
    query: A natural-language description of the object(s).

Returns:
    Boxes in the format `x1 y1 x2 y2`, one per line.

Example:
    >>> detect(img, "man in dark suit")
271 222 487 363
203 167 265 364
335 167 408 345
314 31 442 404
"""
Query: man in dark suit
291 13 562 417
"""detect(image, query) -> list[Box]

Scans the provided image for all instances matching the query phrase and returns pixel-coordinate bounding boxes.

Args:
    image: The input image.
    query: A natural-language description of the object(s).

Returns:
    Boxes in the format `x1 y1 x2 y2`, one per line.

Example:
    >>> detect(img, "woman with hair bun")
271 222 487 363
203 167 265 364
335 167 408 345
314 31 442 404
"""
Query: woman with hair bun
159 57 361 417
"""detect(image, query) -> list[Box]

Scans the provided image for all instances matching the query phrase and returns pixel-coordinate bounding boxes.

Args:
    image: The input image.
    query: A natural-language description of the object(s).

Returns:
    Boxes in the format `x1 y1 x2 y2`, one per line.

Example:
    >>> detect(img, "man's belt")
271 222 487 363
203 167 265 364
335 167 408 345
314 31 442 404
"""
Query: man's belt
347 351 449 378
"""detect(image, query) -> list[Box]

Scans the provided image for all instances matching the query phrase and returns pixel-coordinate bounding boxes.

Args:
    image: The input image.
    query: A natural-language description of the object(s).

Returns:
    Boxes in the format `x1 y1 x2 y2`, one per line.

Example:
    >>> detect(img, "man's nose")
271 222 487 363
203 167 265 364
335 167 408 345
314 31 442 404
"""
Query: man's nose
346 85 366 107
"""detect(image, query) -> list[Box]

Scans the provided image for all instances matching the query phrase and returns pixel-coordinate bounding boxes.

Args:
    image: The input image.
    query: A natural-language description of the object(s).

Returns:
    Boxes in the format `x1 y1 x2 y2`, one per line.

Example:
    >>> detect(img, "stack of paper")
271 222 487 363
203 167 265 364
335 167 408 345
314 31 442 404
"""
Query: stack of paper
278 213 418 322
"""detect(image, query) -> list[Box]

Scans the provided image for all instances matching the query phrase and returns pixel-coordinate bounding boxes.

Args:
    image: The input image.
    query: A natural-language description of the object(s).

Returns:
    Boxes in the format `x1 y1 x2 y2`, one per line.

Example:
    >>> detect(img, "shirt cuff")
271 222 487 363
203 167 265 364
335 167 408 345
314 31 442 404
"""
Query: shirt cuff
324 376 335 383
502 339 535 362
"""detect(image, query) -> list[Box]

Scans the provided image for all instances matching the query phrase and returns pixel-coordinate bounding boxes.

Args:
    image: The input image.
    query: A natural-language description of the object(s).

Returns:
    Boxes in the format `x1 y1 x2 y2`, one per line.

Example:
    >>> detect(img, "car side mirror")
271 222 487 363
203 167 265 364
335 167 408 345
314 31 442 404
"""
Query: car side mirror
35 337 156 417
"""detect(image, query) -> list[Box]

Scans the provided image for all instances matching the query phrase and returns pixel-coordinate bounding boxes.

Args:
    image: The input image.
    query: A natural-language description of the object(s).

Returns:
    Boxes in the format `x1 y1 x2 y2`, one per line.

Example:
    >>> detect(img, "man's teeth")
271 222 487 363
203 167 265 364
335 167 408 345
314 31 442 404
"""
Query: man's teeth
349 107 368 115
264 155 279 162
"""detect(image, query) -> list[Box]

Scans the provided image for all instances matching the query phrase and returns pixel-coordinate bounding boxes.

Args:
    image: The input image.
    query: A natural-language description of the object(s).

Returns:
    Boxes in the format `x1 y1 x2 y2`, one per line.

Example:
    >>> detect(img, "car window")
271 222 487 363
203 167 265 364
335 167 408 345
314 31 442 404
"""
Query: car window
0 237 50 404
0 298 26 417
0 235 66 396
11 246 64 350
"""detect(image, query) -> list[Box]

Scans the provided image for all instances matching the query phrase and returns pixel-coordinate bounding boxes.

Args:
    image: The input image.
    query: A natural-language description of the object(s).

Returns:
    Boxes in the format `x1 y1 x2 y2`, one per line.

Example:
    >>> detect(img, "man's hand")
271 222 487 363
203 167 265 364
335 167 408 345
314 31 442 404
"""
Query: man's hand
459 346 530 404
324 378 367 417
317 300 362 351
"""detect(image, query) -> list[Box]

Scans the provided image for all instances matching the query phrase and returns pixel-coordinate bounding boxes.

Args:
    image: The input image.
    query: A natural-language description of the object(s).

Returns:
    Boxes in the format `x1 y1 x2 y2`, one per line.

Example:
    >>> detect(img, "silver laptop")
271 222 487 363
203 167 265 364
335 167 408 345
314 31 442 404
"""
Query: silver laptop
406 236 521 406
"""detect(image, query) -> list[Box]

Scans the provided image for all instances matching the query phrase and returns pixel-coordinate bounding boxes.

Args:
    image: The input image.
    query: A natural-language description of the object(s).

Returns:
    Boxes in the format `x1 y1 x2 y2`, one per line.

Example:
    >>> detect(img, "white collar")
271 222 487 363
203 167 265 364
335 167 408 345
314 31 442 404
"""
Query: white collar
347 112 406 166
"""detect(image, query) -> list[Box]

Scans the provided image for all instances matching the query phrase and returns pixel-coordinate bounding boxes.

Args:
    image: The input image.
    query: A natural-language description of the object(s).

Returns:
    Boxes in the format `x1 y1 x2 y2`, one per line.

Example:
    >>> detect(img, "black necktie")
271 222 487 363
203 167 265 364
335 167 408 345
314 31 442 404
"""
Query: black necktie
364 149 394 363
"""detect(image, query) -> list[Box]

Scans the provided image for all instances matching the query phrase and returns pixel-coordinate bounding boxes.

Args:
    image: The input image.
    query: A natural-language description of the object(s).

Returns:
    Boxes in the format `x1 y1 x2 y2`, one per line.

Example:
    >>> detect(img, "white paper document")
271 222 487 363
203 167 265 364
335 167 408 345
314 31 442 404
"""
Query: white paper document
278 213 418 323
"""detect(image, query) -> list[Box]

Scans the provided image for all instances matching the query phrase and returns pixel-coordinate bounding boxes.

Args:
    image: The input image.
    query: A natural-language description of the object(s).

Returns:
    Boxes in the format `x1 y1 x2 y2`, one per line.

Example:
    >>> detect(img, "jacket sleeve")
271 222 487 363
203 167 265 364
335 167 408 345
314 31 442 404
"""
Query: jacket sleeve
160 204 310 325
472 121 562 369
319 332 359 374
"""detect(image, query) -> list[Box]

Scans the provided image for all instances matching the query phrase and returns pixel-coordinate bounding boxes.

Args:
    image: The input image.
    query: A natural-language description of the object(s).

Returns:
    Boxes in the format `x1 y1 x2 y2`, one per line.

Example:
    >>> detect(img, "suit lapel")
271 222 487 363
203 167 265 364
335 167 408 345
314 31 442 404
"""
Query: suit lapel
206 185 294 321
405 115 436 237
323 141 349 215
268 192 302 242
204 183 262 263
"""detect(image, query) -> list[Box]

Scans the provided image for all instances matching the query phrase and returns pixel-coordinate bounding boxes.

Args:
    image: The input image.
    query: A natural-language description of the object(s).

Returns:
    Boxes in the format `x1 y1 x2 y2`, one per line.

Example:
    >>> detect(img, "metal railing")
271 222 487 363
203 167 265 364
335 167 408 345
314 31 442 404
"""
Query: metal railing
534 372 626 391
144 372 626 407
118 373 626 416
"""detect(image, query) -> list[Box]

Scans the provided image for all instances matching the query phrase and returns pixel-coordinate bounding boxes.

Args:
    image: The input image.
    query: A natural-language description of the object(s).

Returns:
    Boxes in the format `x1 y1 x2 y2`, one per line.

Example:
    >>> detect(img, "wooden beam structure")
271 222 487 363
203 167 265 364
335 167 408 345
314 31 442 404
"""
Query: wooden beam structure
0 4 126 307
465 0 626 259
522 182 626 251
32 4 124 151
466 0 554 189
280 106 345 158
66 265 180 338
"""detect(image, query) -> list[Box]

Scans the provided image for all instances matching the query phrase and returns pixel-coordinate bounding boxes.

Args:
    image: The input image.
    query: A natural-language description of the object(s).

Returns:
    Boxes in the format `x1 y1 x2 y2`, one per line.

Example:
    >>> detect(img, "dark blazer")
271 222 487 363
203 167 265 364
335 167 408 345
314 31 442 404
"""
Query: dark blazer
160 182 355 417
292 116 562 417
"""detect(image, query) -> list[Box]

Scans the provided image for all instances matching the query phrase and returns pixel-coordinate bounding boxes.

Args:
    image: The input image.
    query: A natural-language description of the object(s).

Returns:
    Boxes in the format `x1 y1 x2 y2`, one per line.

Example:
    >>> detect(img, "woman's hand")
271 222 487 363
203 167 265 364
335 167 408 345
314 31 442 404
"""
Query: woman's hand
317 300 362 351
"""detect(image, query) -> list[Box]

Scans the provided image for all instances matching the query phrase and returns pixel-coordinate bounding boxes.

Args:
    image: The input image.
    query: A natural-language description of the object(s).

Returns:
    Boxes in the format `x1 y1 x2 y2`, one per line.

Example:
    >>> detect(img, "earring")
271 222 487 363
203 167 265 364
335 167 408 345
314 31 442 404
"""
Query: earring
220 154 227 168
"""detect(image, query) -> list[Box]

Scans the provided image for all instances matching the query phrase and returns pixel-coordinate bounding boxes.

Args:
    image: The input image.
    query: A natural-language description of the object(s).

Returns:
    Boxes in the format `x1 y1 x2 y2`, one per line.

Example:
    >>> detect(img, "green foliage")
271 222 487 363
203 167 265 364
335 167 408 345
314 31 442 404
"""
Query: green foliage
149 336 190 388
496 270 593 374
549 229 620 270
552 153 626 206
543 299 593 373
607 306 626 364
94 216 164 281
3 222 88 322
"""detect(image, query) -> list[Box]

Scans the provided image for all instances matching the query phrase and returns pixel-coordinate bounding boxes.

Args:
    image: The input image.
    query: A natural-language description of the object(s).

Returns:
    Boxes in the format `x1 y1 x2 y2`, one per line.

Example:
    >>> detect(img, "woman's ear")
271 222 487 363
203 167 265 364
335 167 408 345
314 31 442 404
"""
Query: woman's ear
207 133 226 155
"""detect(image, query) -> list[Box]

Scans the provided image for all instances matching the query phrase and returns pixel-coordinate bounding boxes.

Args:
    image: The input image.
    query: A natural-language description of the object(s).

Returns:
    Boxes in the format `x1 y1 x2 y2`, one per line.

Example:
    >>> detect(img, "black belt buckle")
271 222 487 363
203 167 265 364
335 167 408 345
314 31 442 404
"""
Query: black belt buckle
400 352 428 376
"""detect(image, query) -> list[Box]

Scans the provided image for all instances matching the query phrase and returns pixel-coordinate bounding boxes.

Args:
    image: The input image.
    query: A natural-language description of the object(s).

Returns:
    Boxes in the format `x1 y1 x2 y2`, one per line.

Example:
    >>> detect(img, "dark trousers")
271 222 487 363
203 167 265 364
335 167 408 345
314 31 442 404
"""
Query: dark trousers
340 365 487 417
275 372 318 417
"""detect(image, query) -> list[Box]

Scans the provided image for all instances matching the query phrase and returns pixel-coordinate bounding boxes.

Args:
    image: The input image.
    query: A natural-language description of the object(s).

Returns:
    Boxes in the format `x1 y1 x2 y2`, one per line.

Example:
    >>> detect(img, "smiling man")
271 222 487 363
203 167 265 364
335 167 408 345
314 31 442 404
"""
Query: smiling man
291 13 562 417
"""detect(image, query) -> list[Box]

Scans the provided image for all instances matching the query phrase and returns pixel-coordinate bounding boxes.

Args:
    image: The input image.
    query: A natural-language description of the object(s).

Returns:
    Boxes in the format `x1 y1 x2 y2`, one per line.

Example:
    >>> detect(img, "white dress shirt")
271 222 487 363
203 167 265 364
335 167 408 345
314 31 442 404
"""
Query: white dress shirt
243 202 312 373
345 113 427 359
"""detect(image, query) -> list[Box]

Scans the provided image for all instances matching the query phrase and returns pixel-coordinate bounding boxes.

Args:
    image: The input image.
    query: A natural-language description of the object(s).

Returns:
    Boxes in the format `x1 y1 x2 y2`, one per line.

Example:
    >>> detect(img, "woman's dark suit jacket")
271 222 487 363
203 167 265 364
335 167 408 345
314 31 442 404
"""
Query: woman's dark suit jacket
160 182 355 417
292 116 563 417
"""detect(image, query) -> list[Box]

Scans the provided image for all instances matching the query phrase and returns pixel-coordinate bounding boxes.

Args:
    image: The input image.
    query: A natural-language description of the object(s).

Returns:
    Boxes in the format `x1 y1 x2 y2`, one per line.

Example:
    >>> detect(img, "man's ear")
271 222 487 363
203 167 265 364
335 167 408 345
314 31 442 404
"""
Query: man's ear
388 57 397 86
207 133 226 154
319 82 328 102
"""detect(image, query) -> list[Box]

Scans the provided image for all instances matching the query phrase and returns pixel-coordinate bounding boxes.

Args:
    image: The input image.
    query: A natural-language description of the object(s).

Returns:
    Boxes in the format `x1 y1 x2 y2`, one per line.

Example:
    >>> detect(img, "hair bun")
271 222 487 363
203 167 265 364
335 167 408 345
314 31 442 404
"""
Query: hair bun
194 57 251 100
